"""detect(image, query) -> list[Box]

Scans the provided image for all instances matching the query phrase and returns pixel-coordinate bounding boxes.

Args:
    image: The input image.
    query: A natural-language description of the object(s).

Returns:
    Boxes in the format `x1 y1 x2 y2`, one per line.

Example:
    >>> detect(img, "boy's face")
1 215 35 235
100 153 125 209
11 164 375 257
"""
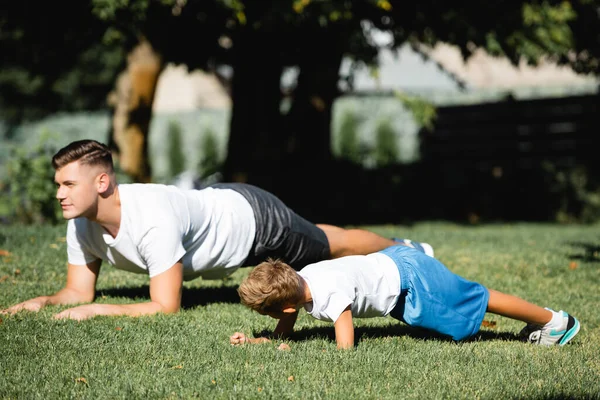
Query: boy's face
55 161 104 220
259 306 298 319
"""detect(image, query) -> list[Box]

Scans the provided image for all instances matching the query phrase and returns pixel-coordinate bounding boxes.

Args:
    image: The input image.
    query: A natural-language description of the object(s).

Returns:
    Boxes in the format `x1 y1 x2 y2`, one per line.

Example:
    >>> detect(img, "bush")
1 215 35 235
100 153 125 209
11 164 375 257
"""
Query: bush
544 162 600 223
0 132 62 224
166 119 186 179
335 110 368 164
373 118 399 167
197 127 221 179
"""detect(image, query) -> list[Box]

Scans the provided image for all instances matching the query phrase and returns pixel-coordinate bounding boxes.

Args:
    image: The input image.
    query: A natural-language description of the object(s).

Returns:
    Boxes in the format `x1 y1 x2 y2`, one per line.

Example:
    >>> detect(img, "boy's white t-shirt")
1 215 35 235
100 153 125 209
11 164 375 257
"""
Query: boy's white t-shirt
298 253 401 323
66 184 256 280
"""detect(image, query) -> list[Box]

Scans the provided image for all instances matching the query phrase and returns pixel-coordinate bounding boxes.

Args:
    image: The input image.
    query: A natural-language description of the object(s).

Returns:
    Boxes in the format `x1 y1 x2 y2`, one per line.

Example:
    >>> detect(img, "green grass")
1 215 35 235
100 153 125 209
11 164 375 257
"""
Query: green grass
1 222 599 399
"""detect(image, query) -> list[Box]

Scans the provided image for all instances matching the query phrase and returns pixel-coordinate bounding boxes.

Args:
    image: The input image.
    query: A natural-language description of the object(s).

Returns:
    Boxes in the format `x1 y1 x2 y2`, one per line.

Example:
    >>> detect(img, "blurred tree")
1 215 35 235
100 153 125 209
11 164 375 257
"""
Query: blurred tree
198 127 222 179
167 119 186 179
336 110 363 164
1 0 599 183
0 1 127 127
374 118 398 167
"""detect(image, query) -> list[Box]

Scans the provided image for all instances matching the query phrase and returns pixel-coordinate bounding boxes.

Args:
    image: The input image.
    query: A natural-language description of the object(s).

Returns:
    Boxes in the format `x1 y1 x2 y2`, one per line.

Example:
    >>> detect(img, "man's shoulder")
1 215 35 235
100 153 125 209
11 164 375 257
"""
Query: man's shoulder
67 218 102 241
118 183 178 195
70 217 92 229
119 183 186 211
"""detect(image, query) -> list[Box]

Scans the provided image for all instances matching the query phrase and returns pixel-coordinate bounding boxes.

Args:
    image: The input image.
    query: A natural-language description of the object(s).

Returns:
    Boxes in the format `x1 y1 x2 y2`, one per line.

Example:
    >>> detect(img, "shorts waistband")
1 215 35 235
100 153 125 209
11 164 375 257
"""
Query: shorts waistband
380 246 411 294
397 259 410 294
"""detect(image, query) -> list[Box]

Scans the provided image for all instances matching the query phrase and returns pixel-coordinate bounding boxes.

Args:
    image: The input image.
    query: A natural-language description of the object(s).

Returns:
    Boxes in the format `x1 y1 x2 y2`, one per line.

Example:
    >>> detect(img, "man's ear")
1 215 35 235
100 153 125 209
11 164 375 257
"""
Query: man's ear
282 306 298 314
97 172 111 193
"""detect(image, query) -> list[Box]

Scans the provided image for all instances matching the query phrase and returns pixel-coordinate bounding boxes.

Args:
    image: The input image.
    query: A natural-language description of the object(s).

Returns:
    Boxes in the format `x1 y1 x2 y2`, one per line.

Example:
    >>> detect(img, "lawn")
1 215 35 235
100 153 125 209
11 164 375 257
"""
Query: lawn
1 222 599 399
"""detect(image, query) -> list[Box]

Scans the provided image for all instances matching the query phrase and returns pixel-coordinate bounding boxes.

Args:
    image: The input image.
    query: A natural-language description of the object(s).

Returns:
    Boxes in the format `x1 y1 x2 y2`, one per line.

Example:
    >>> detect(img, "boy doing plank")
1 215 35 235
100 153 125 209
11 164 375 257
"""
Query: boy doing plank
231 245 580 349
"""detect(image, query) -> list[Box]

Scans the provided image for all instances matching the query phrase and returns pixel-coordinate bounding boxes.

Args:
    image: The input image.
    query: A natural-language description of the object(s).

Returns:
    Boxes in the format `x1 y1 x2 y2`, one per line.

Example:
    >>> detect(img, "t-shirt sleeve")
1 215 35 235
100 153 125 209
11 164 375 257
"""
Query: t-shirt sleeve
322 292 354 323
138 223 187 278
66 219 101 266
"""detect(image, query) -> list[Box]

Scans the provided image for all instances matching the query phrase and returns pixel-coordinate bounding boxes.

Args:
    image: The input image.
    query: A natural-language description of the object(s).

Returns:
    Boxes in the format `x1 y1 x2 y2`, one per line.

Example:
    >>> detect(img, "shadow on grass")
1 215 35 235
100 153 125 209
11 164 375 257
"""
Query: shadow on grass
253 323 520 346
97 286 522 344
96 285 240 308
568 241 600 263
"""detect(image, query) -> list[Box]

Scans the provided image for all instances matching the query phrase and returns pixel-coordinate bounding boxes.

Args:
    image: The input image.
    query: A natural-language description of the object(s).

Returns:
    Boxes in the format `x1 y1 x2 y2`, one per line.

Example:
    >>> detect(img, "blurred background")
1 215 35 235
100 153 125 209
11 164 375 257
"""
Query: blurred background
1 0 599 225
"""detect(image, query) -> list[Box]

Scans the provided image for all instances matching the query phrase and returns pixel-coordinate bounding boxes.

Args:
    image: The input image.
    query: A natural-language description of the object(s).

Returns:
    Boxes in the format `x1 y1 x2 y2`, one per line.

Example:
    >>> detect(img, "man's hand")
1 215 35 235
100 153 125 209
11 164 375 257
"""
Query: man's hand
1 261 100 316
1 296 49 315
230 332 271 345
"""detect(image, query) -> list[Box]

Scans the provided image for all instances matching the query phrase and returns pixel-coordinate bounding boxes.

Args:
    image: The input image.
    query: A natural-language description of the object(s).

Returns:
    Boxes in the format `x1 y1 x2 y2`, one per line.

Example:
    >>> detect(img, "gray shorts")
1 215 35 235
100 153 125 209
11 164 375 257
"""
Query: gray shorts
209 183 330 270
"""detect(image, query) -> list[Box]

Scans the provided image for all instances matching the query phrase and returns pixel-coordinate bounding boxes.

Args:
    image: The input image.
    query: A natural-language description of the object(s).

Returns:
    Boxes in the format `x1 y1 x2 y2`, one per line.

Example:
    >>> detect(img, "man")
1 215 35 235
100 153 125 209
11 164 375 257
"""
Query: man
1 139 433 320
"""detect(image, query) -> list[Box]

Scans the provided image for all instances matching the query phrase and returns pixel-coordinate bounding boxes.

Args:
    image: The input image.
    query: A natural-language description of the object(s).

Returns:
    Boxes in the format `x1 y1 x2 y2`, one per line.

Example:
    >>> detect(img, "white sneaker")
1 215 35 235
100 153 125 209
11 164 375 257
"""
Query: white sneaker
520 310 580 346
392 238 435 258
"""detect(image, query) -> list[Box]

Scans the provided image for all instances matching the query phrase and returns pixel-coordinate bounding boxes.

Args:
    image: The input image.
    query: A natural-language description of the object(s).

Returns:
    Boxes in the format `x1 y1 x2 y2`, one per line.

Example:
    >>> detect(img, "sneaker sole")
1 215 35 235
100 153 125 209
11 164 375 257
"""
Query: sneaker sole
420 242 435 258
558 316 580 346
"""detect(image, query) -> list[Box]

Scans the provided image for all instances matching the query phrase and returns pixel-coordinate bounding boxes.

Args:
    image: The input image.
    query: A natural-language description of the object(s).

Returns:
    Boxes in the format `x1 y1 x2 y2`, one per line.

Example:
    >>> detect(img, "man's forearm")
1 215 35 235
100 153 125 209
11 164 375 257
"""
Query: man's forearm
53 301 177 320
90 302 167 316
2 287 94 314
46 287 95 306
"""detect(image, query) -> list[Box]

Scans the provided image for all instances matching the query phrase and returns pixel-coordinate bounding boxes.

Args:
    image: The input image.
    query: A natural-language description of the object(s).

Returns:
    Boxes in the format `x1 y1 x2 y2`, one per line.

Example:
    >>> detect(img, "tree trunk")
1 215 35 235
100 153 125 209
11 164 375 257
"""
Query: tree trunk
107 39 163 183
222 31 284 190
284 33 344 165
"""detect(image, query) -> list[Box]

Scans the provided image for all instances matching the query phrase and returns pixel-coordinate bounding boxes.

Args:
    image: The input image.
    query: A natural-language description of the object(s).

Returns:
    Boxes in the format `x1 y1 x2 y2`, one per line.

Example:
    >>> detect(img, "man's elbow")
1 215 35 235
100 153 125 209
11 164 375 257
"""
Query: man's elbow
67 288 96 304
157 302 181 314
336 341 354 350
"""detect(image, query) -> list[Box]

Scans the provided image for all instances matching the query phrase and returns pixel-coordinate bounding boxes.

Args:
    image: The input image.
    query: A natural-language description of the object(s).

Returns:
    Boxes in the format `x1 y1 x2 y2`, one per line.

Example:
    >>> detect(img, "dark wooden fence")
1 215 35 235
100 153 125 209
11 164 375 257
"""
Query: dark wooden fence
415 92 600 221
256 92 600 224
421 92 599 169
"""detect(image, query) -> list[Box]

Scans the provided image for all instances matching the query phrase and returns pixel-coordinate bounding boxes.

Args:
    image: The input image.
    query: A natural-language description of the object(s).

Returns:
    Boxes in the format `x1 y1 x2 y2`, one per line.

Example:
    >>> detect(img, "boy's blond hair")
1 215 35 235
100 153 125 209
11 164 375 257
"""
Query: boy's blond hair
238 258 303 314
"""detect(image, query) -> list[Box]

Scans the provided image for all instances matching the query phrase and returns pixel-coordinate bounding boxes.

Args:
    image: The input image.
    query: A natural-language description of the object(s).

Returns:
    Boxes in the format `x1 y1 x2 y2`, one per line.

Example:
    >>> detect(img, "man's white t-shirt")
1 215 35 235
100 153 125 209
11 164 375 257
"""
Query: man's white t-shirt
298 253 401 323
66 184 256 280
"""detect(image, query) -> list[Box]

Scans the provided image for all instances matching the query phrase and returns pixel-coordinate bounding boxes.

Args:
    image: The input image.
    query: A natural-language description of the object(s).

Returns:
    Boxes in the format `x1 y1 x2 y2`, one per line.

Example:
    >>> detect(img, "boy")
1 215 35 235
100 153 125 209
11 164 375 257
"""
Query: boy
230 245 580 349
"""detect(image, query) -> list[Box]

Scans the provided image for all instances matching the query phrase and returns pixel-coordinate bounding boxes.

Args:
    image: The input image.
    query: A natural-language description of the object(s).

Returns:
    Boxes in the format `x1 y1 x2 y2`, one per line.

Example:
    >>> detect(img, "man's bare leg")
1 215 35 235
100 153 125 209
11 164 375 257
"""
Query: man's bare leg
317 224 397 258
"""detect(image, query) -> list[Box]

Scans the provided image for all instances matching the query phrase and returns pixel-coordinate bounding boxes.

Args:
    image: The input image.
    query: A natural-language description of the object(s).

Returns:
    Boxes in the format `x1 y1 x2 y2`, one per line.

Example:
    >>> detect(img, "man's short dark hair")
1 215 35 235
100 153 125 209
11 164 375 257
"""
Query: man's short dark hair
52 140 114 172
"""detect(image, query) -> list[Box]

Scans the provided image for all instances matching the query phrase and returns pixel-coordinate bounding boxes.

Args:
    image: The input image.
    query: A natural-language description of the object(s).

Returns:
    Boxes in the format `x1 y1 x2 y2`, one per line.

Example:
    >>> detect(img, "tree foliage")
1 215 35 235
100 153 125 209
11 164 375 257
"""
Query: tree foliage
1 0 598 182
0 1 127 126
87 0 600 76
2 1 597 125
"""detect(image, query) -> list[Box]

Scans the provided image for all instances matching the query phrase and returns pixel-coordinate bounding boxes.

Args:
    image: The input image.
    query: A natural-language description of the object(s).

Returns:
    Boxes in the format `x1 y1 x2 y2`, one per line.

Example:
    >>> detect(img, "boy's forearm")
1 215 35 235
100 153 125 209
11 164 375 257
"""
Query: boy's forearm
273 312 298 337
246 337 271 344
334 308 355 349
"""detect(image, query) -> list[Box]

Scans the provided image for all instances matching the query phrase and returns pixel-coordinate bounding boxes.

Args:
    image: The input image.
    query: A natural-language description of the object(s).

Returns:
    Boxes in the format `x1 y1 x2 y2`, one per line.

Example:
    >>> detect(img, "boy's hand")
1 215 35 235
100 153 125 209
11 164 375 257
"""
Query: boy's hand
230 332 249 345
230 332 272 345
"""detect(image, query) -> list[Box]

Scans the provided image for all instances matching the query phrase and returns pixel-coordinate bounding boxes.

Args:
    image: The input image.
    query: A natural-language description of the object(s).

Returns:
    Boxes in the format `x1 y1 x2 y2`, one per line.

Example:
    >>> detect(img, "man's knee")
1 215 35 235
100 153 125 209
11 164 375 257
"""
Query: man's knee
316 224 350 258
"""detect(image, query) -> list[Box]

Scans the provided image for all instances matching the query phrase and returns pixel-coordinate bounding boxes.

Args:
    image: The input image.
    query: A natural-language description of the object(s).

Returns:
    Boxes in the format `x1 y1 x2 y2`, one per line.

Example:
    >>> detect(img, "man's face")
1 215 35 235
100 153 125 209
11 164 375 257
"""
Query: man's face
54 161 102 220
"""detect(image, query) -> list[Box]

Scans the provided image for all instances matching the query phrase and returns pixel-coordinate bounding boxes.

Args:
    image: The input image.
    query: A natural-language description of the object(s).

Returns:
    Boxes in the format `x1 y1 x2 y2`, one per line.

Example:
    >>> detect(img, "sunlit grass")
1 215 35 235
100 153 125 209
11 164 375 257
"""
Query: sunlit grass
1 222 599 399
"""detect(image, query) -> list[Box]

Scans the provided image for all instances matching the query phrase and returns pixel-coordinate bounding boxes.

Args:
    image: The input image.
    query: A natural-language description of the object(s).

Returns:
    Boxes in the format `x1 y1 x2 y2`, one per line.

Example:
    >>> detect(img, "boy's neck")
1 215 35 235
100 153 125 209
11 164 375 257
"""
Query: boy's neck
300 277 312 306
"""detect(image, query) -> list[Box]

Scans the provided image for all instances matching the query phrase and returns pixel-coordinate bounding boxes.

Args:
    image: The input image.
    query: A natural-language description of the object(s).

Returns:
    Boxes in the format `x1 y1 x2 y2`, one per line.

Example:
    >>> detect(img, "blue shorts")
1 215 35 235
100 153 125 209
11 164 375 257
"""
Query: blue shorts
380 245 489 341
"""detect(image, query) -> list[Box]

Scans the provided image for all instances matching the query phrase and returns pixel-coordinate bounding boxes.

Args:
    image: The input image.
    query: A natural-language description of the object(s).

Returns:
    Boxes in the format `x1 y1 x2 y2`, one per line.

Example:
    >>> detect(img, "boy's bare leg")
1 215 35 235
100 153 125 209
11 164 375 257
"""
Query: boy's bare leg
317 224 397 258
487 289 552 325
